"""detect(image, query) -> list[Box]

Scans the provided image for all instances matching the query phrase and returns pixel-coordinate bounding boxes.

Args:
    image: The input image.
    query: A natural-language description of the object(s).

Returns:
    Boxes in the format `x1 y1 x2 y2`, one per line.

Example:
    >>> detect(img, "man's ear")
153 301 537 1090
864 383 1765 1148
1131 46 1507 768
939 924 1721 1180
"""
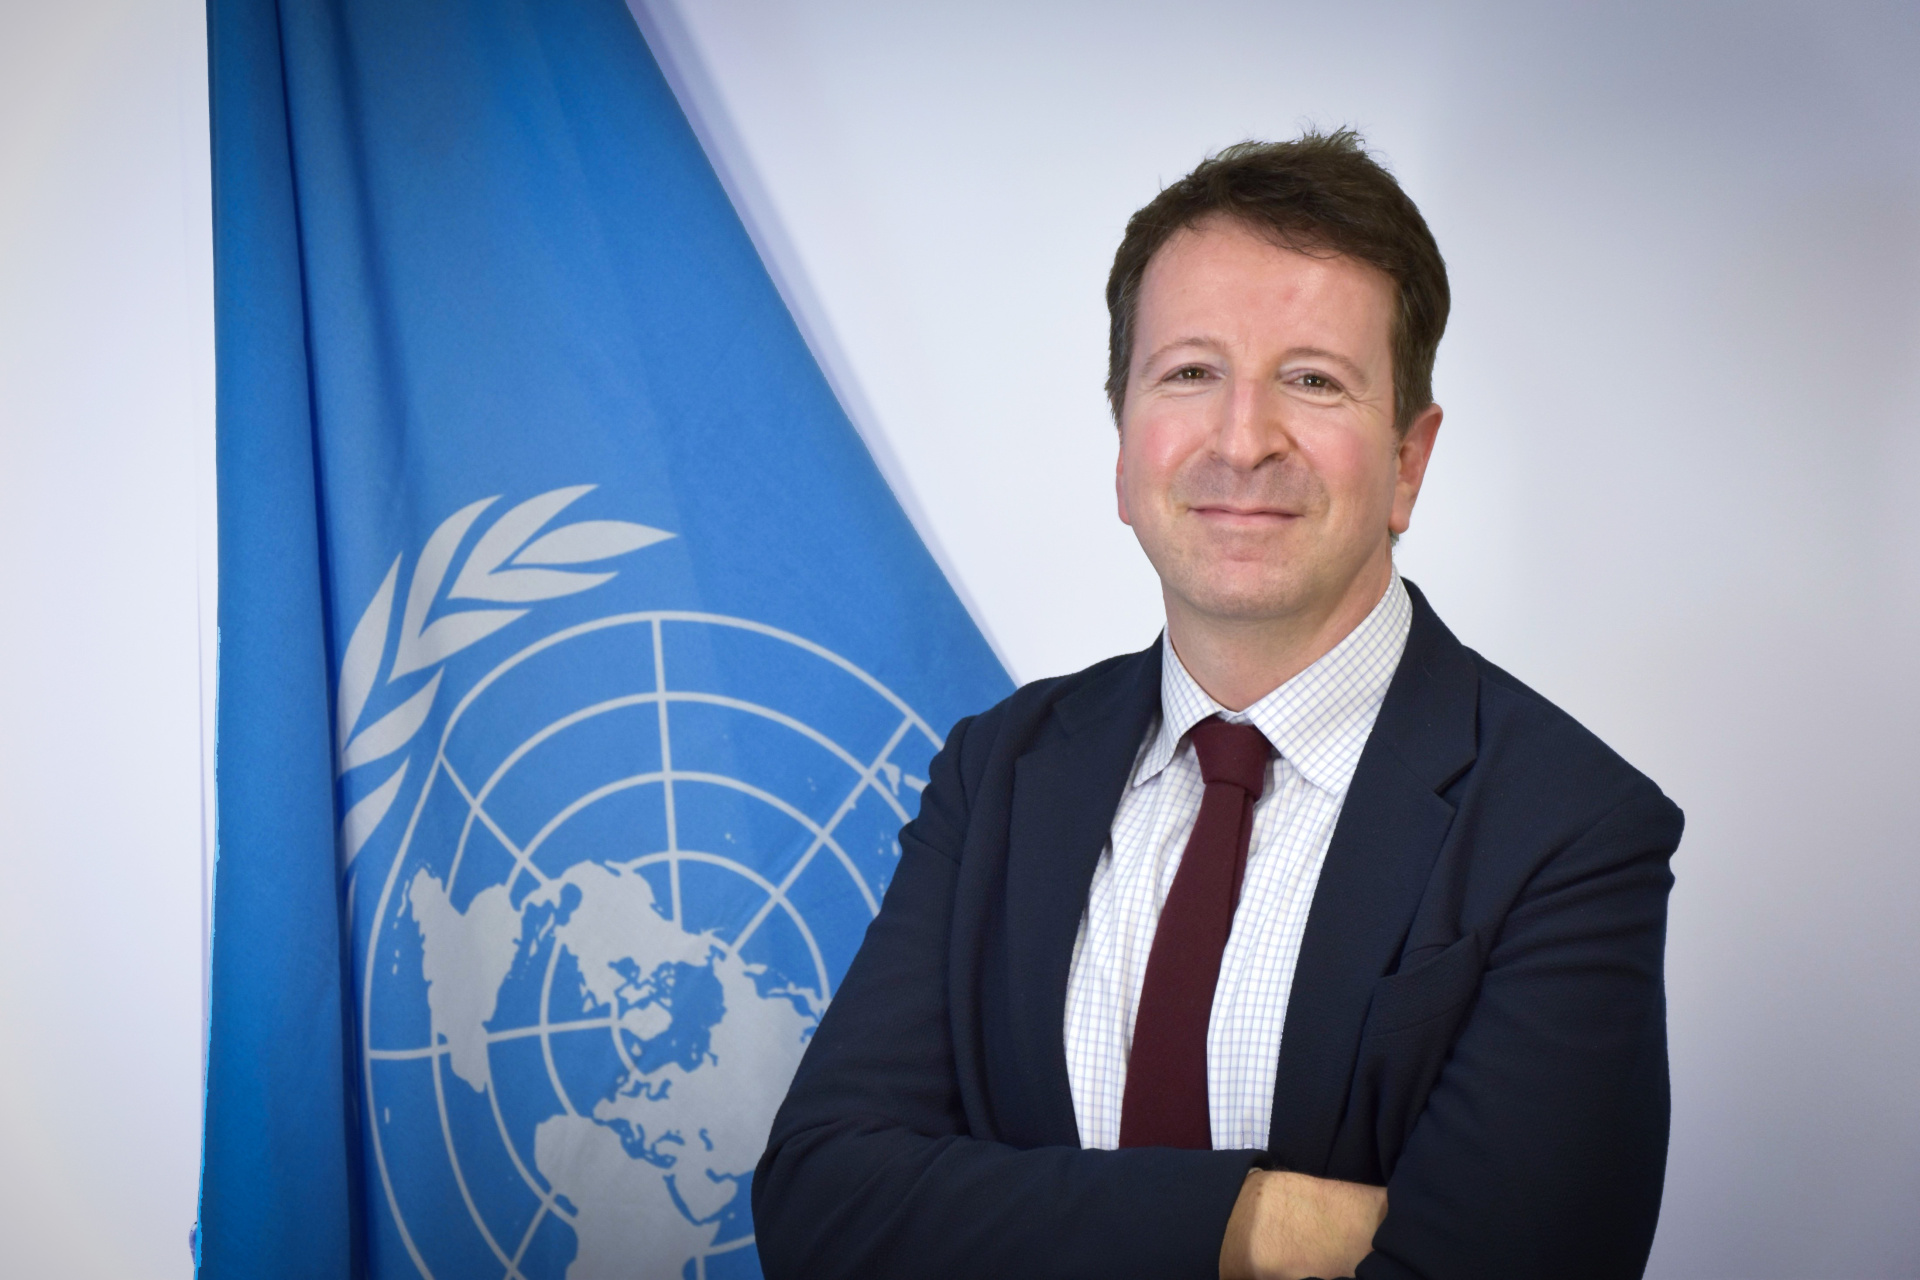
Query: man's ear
1389 403 1443 536
1115 434 1133 527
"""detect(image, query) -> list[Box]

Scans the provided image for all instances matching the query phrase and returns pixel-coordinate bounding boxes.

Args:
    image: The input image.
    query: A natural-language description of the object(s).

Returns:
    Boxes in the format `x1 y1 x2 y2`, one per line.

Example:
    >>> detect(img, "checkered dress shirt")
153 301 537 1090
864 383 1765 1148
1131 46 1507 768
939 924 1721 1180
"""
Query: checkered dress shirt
1062 573 1412 1150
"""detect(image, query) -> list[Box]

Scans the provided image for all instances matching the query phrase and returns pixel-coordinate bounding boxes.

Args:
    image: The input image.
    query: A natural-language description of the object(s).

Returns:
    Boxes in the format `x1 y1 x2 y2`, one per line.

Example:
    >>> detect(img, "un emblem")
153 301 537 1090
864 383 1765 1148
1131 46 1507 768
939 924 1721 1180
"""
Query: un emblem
339 489 938 1280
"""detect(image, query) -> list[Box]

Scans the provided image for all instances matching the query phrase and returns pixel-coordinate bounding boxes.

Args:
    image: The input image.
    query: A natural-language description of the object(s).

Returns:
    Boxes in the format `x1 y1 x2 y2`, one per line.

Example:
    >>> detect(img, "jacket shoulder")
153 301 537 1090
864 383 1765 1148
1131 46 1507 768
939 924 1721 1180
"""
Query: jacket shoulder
902 645 1155 867
1464 647 1682 830
941 646 1156 787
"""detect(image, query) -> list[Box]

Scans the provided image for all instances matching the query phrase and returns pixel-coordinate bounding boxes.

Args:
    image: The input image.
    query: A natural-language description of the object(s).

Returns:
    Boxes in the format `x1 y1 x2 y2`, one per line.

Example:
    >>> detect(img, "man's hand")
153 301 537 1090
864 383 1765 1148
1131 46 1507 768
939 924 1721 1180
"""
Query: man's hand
1219 1169 1387 1280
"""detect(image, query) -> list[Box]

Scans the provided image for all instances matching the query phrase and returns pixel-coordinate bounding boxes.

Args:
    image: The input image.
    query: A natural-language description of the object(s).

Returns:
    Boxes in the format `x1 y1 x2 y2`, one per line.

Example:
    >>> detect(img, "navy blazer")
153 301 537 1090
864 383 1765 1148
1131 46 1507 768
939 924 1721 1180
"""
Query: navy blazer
754 583 1682 1280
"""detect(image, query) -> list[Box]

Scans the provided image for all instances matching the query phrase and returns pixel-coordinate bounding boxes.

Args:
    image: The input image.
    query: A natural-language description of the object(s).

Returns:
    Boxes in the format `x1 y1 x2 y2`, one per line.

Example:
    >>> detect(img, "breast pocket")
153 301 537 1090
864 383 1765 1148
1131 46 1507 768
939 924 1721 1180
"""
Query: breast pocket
1364 931 1486 1036
1339 931 1486 1180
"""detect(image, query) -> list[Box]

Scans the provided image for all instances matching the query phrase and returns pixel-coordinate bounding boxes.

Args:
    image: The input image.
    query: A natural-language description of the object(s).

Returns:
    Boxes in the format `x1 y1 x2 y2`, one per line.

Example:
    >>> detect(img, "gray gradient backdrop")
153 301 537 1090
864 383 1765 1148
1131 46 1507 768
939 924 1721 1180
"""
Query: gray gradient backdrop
3 0 1915 1274
635 3 1920 1276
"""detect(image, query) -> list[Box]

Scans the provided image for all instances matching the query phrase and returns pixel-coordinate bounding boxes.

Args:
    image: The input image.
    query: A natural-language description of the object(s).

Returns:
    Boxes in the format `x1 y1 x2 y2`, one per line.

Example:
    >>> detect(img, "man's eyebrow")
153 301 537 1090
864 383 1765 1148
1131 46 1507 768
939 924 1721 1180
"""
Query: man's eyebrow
1139 336 1226 369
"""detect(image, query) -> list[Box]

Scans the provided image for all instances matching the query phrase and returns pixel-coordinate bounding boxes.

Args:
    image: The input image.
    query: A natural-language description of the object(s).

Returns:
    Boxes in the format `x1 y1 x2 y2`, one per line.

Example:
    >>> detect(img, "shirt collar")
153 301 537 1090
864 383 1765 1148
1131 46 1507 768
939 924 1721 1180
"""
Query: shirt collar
1135 571 1412 796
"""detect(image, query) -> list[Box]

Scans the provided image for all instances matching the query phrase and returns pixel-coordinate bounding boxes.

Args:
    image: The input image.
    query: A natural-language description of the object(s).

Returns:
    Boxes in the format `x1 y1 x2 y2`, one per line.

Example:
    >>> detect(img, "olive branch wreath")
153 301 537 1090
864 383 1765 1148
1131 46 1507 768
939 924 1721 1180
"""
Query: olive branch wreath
333 484 673 865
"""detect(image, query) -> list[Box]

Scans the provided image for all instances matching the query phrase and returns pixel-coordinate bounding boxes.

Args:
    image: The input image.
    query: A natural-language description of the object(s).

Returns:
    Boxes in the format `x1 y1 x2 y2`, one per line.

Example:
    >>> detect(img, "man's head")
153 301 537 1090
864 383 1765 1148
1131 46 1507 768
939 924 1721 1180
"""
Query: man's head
1106 131 1449 433
1109 132 1450 659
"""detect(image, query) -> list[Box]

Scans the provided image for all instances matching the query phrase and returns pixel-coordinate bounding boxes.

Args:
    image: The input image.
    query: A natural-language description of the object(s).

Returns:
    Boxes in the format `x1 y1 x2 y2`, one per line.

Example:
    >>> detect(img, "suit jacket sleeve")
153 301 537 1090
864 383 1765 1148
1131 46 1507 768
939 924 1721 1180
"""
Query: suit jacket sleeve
752 713 1266 1280
1359 788 1681 1280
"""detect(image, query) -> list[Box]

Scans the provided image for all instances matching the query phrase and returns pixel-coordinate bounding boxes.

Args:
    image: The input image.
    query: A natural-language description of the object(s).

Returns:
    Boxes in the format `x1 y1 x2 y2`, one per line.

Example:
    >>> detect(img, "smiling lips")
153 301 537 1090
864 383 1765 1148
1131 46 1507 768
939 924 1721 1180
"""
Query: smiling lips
1165 452 1324 525
1187 504 1302 524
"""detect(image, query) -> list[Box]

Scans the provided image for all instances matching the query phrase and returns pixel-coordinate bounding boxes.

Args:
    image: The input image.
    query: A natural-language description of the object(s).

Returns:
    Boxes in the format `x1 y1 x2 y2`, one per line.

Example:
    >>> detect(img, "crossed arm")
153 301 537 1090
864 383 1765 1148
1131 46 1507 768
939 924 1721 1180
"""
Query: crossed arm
1222 1170 1388 1280
752 721 1678 1280
752 838 1389 1280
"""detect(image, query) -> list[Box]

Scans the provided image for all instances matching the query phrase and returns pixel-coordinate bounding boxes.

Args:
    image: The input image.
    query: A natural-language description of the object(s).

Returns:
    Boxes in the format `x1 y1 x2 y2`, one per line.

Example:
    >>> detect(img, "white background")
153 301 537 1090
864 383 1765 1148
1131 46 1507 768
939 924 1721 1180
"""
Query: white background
1 0 215 1276
3 0 1915 1275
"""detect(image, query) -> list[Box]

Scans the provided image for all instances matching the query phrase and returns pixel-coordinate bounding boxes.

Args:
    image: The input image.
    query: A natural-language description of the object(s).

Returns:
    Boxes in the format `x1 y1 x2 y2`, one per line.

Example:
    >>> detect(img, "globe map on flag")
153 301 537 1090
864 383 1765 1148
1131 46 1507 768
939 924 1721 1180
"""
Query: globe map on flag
357 611 941 1280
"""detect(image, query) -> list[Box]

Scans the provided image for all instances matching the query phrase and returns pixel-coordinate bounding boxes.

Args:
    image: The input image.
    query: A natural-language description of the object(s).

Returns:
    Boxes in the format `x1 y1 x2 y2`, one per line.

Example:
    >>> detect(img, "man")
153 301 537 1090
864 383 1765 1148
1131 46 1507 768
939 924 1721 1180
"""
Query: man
753 131 1681 1280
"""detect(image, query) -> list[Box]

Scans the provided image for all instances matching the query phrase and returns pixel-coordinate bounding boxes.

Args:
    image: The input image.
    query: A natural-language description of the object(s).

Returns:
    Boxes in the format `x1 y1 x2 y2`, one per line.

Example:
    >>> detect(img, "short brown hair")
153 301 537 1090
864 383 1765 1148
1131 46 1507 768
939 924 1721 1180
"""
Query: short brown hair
1104 130 1449 434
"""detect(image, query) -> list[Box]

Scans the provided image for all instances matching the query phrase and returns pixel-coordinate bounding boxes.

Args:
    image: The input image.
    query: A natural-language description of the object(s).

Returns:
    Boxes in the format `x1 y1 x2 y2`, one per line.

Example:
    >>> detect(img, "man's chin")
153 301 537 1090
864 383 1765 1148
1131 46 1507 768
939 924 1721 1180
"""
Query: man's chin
1167 580 1310 626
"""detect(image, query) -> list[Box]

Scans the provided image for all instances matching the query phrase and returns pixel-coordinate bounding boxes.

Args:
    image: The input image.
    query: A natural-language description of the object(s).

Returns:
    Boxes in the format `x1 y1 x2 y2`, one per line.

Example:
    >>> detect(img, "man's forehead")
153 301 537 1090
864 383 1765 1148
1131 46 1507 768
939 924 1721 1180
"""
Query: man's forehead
1134 222 1395 345
1145 218 1389 291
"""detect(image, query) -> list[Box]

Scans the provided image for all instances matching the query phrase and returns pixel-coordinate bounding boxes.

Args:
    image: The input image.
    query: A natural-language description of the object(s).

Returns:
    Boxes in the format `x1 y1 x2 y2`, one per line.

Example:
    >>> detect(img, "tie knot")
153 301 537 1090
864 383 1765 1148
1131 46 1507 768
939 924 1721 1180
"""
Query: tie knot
1188 716 1271 797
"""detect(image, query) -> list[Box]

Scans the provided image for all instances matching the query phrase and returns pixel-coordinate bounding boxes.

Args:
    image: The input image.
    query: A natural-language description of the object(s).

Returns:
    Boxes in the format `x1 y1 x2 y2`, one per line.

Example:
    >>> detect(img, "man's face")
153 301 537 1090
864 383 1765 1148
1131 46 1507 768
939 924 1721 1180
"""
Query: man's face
1116 217 1440 632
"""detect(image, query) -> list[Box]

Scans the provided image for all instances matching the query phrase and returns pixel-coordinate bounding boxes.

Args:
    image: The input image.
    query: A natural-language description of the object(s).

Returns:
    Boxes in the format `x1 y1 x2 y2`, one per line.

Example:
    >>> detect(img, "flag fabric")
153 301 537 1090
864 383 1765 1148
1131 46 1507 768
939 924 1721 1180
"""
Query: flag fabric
199 1 1012 1276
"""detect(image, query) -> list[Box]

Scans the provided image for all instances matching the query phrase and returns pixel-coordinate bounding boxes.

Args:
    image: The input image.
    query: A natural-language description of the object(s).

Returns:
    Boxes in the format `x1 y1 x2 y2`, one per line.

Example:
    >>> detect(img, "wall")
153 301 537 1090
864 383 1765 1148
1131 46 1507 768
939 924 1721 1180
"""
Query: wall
636 2 1920 1276
3 0 1915 1274
0 0 214 1276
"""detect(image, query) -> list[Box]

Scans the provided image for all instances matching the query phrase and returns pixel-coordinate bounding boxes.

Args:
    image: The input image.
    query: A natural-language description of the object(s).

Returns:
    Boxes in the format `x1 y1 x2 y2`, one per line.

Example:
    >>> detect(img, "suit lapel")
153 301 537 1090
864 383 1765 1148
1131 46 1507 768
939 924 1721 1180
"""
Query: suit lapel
1002 642 1162 1147
1267 582 1479 1172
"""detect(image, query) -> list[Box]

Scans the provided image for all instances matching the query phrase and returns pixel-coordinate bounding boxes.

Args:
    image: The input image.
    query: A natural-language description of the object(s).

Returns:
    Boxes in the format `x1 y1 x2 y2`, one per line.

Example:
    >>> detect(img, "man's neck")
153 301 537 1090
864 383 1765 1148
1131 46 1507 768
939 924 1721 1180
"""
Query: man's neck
1163 556 1394 712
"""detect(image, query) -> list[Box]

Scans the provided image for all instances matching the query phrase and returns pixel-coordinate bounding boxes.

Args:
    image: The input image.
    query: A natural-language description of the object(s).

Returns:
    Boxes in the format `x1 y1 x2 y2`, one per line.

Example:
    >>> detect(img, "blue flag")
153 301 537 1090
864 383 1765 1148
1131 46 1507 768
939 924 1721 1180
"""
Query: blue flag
200 1 1011 1277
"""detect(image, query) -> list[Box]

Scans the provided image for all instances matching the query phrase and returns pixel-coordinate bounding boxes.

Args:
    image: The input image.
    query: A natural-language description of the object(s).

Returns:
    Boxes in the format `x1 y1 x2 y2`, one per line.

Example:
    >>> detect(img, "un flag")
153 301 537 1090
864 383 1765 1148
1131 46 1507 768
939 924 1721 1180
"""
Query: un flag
200 2 1010 1278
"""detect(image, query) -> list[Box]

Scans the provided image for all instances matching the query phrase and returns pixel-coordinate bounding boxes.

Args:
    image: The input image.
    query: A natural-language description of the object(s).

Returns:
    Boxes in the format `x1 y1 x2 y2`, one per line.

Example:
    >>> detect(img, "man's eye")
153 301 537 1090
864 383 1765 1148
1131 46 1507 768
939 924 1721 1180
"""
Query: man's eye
1170 366 1210 382
1292 372 1340 392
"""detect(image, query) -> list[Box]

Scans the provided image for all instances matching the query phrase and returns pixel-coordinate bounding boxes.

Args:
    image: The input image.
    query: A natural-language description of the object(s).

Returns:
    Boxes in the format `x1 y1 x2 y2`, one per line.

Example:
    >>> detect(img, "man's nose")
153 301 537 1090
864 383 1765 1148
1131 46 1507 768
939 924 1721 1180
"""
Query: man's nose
1213 376 1291 471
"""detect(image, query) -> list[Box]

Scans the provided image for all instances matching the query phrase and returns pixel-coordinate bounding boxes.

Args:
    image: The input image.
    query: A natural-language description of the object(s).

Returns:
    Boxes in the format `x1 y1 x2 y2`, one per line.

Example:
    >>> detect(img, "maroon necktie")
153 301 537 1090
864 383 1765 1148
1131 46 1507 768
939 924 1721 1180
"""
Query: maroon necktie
1117 715 1272 1149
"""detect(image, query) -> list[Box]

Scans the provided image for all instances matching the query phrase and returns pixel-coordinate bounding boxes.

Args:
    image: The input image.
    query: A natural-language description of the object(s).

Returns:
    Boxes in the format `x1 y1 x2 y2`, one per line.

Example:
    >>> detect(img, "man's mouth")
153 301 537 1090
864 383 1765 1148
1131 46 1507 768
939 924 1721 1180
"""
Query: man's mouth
1187 505 1300 525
